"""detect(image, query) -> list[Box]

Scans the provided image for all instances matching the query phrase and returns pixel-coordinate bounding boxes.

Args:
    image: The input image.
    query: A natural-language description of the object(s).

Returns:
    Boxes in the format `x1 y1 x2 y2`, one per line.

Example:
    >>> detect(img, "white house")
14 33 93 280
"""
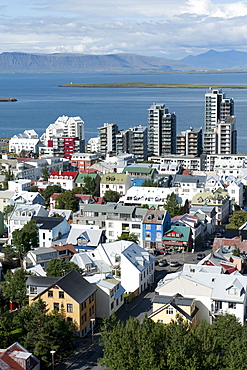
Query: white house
71 240 155 295
85 274 125 318
48 171 78 190
8 204 48 240
100 173 132 197
189 205 217 236
9 130 43 154
11 191 45 206
156 264 247 325
33 216 71 248
8 179 32 192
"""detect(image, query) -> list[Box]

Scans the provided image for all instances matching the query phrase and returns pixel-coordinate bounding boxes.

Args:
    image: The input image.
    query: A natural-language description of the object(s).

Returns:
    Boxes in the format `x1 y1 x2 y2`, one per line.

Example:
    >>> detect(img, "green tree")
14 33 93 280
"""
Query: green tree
12 220 38 260
19 149 26 158
142 179 158 187
41 165 50 181
164 192 182 217
1 268 29 307
55 191 79 212
46 258 83 277
3 169 15 190
226 210 247 229
3 204 14 220
103 190 120 203
29 185 39 192
81 176 98 195
117 233 139 244
42 184 63 204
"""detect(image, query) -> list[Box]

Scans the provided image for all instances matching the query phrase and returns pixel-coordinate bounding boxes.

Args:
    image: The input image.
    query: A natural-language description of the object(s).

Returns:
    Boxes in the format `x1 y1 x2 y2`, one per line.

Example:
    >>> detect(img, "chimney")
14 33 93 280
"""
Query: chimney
239 229 243 242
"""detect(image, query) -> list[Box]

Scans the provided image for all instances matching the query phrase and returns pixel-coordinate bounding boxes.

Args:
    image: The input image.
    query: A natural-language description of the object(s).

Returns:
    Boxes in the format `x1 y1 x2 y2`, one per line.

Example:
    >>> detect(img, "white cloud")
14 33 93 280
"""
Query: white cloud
1 0 247 58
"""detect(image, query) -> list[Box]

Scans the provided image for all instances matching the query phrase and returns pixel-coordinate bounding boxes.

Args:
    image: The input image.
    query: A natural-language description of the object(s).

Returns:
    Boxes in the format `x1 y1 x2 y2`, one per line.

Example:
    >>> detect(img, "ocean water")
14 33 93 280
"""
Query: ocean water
0 72 247 153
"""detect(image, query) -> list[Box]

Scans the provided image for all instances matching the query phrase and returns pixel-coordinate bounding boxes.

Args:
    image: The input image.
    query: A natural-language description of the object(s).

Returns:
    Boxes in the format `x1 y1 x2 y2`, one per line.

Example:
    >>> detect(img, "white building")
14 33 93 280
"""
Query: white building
85 274 125 318
156 264 247 325
87 137 100 153
8 179 32 192
33 216 71 248
9 130 43 154
41 115 84 144
48 171 78 190
100 173 132 197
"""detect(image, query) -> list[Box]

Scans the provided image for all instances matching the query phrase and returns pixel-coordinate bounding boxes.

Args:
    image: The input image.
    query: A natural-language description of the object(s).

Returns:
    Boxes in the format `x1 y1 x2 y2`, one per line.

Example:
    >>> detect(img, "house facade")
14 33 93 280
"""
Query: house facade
142 209 171 250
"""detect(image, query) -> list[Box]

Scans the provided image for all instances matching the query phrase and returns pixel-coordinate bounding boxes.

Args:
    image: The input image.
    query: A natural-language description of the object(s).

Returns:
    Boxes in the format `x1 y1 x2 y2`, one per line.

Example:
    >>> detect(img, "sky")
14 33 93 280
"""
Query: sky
1 0 247 59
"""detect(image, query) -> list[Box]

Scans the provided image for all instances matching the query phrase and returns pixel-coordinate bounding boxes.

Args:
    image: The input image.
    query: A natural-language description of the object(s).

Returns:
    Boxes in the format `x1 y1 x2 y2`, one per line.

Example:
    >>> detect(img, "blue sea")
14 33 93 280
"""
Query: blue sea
1 72 247 153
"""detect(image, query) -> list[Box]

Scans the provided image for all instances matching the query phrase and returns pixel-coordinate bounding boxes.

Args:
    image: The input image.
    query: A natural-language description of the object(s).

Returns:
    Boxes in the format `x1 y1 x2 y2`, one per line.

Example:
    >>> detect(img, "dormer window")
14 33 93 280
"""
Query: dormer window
228 287 238 295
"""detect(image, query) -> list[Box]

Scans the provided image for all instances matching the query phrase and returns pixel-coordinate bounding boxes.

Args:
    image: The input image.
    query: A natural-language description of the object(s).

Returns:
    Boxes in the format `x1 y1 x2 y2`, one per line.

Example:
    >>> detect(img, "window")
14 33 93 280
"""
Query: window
67 304 73 312
53 303 59 311
59 291 64 299
30 286 37 294
111 302 114 310
67 317 73 324
157 319 164 323
166 307 173 315
156 233 162 241
228 287 238 295
109 231 114 236
156 225 162 230
146 224 151 230
145 232 151 240
90 305 95 316
228 302 236 309
108 222 114 228
132 224 141 229
48 290 53 298
43 233 45 239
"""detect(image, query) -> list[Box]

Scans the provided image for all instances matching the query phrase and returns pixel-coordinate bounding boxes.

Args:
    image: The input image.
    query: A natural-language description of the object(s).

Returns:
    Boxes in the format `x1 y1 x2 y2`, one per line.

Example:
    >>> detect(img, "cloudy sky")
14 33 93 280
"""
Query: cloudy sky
1 0 247 59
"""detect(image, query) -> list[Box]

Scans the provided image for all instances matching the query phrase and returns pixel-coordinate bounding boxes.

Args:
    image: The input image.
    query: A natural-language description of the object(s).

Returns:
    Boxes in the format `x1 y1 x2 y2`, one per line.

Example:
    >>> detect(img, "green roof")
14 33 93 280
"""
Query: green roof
191 188 229 205
123 167 155 174
163 225 191 242
101 174 128 184
75 173 98 183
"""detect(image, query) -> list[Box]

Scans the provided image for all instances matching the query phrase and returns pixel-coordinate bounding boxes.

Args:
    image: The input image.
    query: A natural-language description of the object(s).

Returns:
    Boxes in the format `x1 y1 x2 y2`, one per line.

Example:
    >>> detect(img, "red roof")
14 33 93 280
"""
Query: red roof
0 342 39 369
49 171 78 178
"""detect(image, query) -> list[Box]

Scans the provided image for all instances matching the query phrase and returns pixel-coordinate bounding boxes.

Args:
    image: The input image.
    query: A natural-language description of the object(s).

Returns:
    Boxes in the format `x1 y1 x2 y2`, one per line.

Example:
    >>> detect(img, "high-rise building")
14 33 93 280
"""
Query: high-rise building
204 88 236 154
98 123 118 155
148 103 176 156
116 126 148 162
176 127 203 156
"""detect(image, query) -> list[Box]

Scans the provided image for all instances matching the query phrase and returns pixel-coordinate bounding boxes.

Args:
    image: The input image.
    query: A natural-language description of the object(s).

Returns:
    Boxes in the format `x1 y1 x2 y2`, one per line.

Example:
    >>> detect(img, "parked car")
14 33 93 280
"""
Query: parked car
197 252 206 260
158 259 168 267
170 260 179 267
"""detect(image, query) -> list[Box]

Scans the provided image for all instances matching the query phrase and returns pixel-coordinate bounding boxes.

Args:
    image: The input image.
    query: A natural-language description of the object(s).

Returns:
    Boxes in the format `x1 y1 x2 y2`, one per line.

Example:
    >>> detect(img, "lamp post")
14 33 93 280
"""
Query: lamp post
90 318 95 342
50 350 55 370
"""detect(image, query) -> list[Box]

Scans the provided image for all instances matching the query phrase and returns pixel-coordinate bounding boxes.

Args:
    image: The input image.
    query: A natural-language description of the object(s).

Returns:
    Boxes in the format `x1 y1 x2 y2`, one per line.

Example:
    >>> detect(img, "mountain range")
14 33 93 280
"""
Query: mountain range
0 50 247 73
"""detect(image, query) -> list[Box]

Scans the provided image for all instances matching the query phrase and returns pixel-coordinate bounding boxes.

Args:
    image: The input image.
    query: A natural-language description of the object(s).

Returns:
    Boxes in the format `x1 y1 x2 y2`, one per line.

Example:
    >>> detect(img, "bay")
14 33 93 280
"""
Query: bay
0 72 247 153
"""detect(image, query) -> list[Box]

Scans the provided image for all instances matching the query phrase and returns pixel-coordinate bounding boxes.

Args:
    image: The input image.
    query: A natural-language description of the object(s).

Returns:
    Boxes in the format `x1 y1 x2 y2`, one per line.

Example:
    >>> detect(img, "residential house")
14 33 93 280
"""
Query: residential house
85 274 125 318
0 190 15 213
198 247 240 273
162 225 193 252
100 173 131 197
123 165 157 180
67 224 106 249
11 191 45 206
156 264 247 324
142 209 171 250
70 153 99 172
8 204 48 241
149 294 199 328
0 342 40 370
74 172 101 194
189 205 217 236
73 203 147 244
71 240 155 295
33 216 71 248
8 179 32 192
48 171 78 190
191 188 230 225
120 186 172 208
27 270 97 337
171 214 203 246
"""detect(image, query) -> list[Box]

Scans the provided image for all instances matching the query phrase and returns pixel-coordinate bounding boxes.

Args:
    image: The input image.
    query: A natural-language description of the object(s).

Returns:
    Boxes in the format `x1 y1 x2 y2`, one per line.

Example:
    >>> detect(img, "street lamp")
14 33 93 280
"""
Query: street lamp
90 318 95 342
50 350 55 370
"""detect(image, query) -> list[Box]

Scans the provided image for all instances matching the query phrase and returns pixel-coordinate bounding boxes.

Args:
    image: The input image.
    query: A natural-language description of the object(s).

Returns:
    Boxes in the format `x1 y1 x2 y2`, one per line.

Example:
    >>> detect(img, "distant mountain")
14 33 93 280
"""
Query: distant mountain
180 49 247 70
0 52 190 73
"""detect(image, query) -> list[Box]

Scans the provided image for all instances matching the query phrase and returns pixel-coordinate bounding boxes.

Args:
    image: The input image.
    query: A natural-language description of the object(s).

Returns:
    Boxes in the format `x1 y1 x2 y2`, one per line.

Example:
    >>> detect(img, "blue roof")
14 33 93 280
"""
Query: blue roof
131 178 146 186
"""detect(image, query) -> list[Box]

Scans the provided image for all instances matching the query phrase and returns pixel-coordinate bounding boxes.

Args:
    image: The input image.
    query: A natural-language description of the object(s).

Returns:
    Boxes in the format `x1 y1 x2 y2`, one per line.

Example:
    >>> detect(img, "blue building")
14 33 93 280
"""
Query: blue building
142 209 171 249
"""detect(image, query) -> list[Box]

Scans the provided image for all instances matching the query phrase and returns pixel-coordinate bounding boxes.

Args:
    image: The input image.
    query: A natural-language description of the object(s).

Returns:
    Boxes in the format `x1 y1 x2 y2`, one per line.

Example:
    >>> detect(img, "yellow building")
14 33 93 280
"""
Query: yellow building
27 270 97 337
149 294 199 328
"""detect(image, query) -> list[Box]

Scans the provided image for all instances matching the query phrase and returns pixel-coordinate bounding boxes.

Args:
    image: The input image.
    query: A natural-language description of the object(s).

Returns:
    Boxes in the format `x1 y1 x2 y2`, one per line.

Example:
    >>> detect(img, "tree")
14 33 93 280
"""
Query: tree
81 176 98 195
42 184 63 204
19 149 26 158
12 220 38 260
55 191 79 212
142 179 158 187
3 169 15 190
1 268 29 307
41 164 50 181
103 190 120 203
117 233 139 244
29 185 39 192
46 258 83 277
164 192 182 217
226 210 247 229
3 204 14 220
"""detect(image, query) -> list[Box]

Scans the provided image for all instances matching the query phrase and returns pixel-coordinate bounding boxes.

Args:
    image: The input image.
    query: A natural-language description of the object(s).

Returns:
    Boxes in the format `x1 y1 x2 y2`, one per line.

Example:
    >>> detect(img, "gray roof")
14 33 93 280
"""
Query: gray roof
153 294 194 306
29 247 57 255
56 270 97 303
26 275 59 287
33 216 64 229
172 174 207 185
